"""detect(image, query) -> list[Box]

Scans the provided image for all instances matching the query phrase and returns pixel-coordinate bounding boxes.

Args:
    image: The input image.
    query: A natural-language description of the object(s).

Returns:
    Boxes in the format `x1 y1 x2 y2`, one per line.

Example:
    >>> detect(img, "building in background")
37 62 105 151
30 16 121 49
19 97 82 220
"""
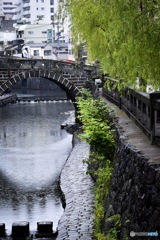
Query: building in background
0 0 72 44
0 19 17 55
13 0 70 43
0 0 74 60
16 24 55 44
14 0 58 25
21 42 70 60
0 0 18 20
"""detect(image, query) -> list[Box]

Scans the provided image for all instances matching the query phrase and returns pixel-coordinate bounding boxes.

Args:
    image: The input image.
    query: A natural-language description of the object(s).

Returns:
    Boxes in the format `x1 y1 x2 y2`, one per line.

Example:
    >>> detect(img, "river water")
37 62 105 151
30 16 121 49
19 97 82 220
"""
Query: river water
0 99 74 234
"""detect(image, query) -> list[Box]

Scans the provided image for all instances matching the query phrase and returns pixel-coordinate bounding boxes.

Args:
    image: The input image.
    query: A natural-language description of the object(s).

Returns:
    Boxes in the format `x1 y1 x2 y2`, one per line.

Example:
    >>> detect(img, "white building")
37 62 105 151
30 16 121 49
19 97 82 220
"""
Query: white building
0 0 72 43
0 31 16 45
16 24 55 44
0 0 74 60
14 0 70 43
0 0 18 20
0 0 58 24
22 42 70 60
14 0 58 25
0 19 17 54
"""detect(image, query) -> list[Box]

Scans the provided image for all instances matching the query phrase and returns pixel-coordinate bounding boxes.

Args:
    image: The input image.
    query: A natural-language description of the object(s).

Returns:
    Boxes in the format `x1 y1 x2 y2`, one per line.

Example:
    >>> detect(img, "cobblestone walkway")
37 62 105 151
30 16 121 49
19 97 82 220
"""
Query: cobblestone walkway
57 139 95 240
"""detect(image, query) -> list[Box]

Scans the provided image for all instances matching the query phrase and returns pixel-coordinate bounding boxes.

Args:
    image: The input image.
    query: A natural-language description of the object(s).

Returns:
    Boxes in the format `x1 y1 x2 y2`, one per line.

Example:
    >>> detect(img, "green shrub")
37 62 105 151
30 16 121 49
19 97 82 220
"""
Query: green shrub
76 89 118 239
94 158 113 239
76 89 115 160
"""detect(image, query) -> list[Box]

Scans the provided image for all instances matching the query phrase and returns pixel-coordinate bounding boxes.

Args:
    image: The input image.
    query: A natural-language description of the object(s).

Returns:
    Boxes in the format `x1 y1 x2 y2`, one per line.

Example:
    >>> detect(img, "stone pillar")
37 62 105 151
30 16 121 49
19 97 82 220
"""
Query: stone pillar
149 92 160 144
12 221 30 238
37 221 53 234
0 223 5 237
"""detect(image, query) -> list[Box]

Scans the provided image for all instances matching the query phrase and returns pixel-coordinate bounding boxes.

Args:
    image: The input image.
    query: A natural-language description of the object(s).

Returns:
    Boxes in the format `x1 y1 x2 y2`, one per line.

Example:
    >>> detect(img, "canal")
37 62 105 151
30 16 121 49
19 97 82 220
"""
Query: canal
0 98 74 234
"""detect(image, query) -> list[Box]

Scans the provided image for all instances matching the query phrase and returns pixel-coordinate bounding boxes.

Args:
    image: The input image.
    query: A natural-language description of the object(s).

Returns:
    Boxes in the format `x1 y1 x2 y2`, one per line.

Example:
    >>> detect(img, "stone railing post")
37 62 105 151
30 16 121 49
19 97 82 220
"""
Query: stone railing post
149 92 160 144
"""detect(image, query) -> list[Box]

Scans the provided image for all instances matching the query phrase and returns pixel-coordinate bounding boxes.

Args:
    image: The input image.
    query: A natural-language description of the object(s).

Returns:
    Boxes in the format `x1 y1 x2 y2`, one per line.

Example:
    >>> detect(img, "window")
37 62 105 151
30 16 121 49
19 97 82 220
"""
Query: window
4 7 13 10
3 2 12 5
34 50 39 56
28 31 34 35
47 29 52 38
41 0 44 2
44 50 51 56
42 31 47 34
41 7 44 10
37 15 44 20
50 8 54 13
50 0 54 5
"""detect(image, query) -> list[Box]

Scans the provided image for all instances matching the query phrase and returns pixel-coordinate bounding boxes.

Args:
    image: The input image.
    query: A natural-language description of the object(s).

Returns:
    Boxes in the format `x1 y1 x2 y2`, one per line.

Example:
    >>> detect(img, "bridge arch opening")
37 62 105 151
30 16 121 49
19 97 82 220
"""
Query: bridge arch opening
7 70 81 103
6 70 83 122
11 77 70 101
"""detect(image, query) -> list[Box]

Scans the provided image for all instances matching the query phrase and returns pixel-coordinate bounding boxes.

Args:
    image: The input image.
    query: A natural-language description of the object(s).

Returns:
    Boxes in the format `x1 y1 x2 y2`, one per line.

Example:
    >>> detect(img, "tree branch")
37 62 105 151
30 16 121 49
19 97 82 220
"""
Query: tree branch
95 24 107 33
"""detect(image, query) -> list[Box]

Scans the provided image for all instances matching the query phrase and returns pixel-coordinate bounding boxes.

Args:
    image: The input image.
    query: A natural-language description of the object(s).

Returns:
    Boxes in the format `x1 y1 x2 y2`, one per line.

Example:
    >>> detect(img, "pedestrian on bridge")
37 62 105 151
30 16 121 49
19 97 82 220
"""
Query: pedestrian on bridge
22 48 28 58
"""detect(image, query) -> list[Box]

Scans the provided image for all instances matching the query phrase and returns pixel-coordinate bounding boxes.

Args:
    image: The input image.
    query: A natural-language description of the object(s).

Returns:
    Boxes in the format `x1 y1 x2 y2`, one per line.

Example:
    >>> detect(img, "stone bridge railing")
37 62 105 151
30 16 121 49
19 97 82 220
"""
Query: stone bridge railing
102 76 160 146
0 57 97 79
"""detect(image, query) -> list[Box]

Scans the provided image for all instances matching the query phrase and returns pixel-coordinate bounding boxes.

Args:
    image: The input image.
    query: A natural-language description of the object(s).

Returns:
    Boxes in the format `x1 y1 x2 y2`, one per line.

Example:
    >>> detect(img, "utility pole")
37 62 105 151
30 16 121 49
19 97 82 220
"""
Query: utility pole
51 14 60 60
57 19 60 60
53 13 61 60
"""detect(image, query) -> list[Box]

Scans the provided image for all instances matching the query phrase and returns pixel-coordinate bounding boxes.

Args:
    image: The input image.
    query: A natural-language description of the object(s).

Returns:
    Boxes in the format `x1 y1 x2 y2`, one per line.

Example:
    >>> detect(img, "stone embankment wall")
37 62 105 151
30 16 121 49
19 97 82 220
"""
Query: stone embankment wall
103 109 160 239
0 94 17 107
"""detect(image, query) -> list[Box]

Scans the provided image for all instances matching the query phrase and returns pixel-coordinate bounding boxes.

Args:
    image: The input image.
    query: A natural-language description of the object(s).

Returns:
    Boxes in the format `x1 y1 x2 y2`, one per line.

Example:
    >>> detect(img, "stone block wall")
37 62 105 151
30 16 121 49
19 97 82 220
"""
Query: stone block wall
103 128 160 239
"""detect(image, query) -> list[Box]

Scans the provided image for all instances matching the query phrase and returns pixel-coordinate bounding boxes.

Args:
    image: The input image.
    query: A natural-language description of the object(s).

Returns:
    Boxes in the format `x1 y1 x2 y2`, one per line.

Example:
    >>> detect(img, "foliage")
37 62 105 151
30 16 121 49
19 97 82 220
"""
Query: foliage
76 89 115 160
105 214 121 240
94 158 113 240
61 0 160 89
76 89 120 239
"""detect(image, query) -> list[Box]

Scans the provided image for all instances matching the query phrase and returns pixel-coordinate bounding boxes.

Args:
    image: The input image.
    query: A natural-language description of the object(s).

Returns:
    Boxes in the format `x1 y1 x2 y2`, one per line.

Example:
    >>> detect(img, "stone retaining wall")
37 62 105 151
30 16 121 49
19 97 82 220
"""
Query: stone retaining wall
103 125 160 239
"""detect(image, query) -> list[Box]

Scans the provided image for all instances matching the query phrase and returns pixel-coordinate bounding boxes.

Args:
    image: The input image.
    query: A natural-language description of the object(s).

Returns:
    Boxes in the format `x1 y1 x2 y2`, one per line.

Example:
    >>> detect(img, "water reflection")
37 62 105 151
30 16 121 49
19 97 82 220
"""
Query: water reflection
0 101 74 232
0 168 61 225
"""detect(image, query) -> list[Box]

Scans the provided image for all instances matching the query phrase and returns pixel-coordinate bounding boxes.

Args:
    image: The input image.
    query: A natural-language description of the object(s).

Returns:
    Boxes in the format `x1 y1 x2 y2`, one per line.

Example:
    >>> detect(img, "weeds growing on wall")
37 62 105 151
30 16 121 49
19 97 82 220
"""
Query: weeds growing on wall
76 89 117 239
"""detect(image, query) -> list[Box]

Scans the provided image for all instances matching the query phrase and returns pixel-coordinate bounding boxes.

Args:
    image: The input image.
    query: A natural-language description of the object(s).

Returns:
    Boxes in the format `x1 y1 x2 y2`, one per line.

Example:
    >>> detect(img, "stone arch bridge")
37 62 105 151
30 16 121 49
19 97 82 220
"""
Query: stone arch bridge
0 57 97 102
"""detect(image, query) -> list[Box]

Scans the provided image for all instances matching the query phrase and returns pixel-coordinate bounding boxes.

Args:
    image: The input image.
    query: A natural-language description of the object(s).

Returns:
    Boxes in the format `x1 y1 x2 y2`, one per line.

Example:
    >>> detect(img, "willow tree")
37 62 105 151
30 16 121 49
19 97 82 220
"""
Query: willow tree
62 0 160 89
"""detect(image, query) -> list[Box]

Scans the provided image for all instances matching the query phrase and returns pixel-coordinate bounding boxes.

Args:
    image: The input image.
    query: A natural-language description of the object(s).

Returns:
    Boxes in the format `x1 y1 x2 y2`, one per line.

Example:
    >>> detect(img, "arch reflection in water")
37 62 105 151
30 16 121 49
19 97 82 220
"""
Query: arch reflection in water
0 101 74 233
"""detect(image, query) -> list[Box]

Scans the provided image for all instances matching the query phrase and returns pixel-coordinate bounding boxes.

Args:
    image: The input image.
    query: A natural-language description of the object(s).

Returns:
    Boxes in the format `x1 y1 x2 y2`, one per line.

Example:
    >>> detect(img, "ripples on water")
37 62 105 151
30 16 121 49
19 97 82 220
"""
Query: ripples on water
0 101 74 233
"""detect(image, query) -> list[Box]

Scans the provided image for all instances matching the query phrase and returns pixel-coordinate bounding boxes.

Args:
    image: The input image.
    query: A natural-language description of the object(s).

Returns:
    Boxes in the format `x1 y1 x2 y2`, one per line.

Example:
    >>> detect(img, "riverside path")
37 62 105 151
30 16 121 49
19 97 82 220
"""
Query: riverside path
57 136 95 240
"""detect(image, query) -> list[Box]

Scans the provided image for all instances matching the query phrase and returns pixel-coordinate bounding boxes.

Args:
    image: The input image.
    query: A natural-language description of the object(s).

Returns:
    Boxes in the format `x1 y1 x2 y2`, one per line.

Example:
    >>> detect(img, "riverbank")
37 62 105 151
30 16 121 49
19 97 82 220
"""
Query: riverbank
57 116 95 239
0 94 17 106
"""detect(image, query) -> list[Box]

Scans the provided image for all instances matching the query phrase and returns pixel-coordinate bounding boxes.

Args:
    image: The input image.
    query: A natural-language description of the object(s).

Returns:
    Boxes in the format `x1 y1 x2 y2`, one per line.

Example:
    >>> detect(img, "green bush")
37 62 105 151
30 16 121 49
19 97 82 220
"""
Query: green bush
76 90 118 239
76 89 115 160
94 158 113 240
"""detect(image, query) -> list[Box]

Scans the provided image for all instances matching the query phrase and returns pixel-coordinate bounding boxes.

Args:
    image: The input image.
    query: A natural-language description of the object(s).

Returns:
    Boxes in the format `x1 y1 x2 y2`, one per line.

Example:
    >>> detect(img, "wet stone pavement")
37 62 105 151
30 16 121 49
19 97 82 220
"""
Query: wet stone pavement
57 137 95 240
